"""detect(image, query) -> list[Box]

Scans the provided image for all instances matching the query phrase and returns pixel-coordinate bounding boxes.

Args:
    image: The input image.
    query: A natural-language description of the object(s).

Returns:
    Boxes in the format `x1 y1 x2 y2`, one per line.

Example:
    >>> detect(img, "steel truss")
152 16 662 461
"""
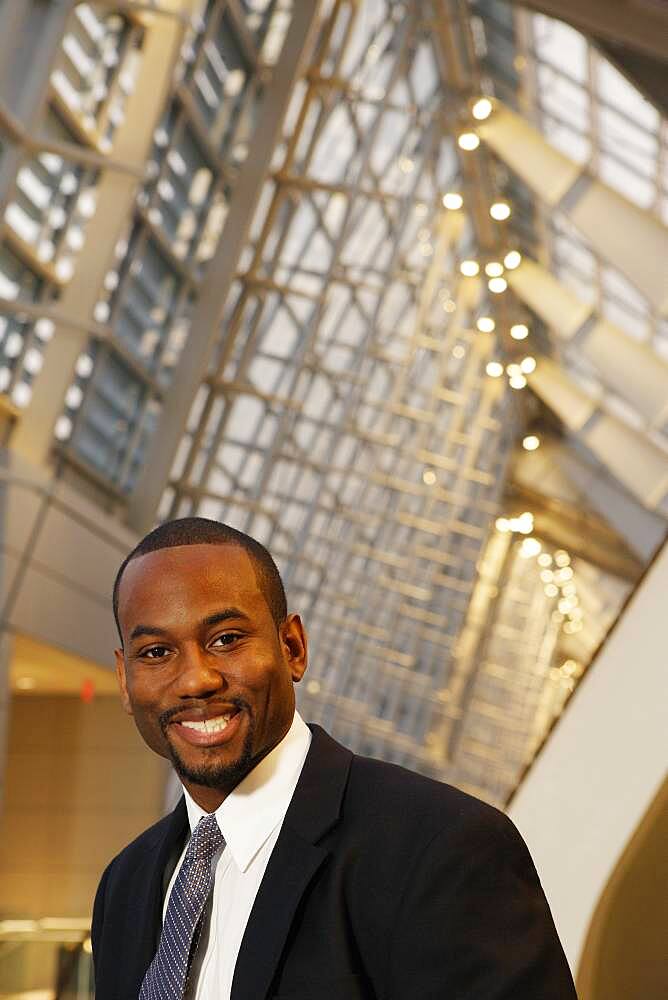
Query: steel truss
0 0 662 805
160 0 524 795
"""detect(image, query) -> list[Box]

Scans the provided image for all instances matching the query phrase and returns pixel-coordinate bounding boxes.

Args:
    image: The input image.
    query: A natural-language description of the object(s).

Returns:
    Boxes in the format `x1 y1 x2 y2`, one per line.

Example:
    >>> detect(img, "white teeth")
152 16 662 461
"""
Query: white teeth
181 714 232 734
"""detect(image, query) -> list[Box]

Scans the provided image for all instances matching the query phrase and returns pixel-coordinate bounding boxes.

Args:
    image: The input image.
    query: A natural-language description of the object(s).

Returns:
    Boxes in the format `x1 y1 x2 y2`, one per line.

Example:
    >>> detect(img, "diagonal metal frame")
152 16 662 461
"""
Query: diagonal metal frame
129 0 323 528
159 0 521 792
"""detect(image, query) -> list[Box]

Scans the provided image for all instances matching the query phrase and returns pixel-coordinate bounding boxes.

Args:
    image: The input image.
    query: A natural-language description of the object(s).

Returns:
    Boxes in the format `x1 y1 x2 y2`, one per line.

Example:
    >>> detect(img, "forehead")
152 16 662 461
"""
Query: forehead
117 543 265 627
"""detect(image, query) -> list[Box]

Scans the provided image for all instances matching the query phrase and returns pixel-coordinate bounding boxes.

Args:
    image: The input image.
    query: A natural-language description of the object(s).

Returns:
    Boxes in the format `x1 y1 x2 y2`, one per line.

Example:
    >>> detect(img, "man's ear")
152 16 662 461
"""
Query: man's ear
280 613 308 683
114 648 133 716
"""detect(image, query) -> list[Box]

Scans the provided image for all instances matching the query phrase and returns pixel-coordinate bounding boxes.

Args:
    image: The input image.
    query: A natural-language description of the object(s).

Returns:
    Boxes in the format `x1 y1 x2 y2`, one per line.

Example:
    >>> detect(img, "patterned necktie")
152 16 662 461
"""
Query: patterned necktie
140 812 225 1000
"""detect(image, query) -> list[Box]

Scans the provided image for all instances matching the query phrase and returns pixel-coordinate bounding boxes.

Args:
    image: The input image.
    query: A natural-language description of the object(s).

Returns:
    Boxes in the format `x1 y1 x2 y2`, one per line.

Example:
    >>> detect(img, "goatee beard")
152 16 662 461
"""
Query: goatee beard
166 727 255 790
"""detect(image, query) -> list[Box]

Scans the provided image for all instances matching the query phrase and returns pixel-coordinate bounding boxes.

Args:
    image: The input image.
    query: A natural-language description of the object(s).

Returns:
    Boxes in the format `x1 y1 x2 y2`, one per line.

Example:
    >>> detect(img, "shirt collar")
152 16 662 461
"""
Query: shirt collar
182 711 312 873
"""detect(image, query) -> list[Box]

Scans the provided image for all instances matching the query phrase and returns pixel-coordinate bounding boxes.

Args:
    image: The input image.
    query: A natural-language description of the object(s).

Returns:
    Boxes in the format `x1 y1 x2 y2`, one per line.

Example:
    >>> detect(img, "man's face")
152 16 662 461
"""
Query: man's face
114 543 307 810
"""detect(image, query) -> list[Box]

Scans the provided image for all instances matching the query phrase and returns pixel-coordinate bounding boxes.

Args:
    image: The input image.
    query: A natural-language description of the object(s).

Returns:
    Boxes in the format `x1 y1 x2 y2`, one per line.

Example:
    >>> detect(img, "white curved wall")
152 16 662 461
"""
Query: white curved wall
508 539 668 973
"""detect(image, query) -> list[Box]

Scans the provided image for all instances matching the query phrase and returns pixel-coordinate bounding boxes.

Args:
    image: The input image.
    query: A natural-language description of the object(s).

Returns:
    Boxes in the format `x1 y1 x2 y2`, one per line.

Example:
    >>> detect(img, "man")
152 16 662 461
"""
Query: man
92 516 577 999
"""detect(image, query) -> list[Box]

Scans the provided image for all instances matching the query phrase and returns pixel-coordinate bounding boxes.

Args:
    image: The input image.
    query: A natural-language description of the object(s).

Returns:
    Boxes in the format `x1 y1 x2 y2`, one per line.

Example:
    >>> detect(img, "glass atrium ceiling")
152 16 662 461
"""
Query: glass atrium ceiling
526 13 668 397
0 0 666 805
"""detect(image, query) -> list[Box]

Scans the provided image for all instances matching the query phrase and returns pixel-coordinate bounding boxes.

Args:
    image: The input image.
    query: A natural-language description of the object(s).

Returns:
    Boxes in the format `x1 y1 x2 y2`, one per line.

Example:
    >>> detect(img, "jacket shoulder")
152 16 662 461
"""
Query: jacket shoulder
347 752 511 842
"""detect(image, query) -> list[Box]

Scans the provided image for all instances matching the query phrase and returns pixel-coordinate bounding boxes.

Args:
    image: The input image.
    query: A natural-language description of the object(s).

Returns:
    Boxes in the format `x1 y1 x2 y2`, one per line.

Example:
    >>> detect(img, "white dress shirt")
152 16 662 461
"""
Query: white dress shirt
163 711 312 1000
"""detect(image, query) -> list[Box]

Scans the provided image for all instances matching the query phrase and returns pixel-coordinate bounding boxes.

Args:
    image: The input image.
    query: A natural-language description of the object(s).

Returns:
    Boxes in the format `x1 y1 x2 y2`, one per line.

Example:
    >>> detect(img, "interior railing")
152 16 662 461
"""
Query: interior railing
0 918 92 1000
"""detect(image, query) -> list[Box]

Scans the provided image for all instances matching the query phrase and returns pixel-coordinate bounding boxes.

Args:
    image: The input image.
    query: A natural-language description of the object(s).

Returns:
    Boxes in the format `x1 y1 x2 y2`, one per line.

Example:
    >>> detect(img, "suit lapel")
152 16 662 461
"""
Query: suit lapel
231 725 353 1000
231 827 329 1000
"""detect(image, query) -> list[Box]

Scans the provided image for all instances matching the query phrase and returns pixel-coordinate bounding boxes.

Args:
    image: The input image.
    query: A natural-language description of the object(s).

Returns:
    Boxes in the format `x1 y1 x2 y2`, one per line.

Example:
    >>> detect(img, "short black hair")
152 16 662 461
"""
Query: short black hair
113 517 287 642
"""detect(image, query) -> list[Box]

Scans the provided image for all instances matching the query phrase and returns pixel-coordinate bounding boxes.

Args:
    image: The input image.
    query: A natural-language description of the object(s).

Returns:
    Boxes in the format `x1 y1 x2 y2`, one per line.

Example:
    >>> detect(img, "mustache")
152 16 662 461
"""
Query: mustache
158 696 250 731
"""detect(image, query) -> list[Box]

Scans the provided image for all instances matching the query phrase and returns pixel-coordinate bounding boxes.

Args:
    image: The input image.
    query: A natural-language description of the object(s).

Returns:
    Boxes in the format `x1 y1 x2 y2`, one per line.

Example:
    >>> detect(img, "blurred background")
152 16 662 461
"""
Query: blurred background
0 0 666 996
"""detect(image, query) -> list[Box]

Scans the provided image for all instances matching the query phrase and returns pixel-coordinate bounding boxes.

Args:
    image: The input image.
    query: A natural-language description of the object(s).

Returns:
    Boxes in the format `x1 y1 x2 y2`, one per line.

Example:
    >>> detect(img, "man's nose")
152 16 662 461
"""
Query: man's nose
174 644 226 697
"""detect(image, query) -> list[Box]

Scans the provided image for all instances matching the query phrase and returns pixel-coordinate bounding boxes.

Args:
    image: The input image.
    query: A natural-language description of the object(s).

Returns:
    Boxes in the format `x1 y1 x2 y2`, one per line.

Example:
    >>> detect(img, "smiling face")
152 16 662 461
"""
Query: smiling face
114 543 307 811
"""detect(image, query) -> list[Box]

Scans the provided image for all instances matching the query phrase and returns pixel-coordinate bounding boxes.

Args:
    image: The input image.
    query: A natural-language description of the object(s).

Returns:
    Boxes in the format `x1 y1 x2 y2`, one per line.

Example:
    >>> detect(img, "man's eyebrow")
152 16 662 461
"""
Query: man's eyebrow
128 608 251 643
202 608 251 629
129 624 170 642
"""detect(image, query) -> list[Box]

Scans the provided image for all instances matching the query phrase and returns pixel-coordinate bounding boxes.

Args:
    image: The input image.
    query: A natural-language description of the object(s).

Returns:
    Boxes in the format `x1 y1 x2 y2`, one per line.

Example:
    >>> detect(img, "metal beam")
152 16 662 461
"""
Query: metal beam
506 482 644 581
0 0 76 216
10 7 190 467
478 101 668 314
513 0 668 63
596 41 668 118
127 1 324 532
528 358 668 512
514 438 668 563
507 256 668 428
96 0 192 23
0 101 146 178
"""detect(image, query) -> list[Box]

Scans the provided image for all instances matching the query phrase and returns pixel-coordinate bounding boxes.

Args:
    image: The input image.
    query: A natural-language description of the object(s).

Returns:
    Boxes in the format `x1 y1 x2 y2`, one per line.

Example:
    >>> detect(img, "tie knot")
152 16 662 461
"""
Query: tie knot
189 812 224 863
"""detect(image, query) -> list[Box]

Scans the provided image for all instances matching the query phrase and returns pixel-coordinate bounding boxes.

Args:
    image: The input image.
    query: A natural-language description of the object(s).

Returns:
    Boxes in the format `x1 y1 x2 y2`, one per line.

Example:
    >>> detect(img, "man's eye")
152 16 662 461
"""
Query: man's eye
144 645 169 659
212 633 239 647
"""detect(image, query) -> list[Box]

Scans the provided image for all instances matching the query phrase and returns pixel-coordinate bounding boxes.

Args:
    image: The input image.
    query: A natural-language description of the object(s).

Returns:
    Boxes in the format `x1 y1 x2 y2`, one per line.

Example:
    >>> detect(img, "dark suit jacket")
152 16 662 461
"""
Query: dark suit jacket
92 724 577 999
